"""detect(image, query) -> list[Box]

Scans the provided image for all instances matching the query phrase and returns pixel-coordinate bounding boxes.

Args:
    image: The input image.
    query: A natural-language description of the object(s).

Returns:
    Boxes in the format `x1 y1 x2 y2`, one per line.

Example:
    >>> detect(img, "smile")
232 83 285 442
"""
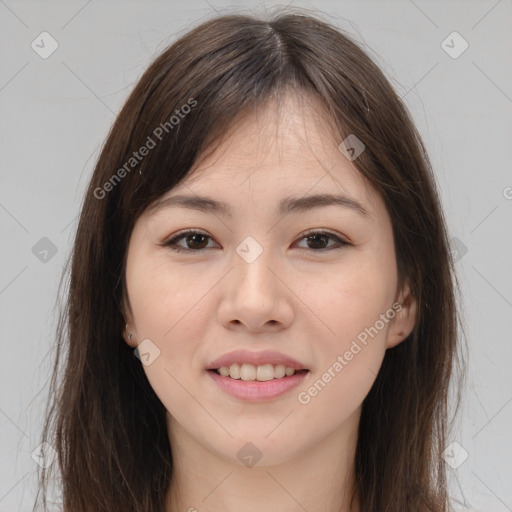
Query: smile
213 363 302 381
207 366 310 402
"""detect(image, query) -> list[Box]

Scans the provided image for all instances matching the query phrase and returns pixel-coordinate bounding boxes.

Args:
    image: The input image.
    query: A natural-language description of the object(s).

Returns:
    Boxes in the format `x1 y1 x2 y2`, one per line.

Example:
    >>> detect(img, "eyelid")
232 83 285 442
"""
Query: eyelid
160 228 214 246
160 227 351 252
300 228 349 243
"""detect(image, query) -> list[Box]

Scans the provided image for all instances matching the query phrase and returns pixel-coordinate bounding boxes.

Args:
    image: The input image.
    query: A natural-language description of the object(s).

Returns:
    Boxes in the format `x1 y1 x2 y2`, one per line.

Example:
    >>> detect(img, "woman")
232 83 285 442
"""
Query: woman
36 9 463 512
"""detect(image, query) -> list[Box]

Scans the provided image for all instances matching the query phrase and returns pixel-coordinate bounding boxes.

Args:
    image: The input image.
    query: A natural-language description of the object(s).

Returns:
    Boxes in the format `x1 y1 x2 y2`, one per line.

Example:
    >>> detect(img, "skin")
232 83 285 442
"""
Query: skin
122 92 417 512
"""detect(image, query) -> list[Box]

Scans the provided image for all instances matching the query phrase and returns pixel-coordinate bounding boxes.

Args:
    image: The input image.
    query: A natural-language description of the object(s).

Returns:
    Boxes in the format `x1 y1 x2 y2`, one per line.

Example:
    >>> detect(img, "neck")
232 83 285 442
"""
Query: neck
164 409 361 512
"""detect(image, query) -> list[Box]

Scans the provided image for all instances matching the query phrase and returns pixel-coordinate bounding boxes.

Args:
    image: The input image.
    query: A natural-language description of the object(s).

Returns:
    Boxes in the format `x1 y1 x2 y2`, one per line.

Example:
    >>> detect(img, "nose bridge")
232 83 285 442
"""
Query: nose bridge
233 237 277 303
217 234 292 331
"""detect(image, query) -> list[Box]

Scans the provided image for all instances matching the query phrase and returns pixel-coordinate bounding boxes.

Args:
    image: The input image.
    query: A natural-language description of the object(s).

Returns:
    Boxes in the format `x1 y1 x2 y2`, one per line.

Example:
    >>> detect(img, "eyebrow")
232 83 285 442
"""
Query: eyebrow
147 192 368 218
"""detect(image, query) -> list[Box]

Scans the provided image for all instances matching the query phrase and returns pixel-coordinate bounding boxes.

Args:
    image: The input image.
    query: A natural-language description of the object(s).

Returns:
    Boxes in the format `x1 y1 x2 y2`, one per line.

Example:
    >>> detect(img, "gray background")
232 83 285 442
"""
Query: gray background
1 1 511 510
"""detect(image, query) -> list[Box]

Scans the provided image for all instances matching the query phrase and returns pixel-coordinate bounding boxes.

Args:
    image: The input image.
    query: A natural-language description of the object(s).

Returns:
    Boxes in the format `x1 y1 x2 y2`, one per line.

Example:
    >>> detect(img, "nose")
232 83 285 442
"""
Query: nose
217 246 294 333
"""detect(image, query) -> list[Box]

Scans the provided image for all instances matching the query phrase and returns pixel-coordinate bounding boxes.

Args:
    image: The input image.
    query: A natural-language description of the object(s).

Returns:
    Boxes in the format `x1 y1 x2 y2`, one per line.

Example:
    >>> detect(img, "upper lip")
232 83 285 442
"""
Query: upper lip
207 349 308 371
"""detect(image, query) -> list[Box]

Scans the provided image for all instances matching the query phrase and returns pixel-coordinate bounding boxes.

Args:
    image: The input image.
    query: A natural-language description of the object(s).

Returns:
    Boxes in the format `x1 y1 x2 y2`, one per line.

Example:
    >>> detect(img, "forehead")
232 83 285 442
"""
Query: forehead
175 93 371 198
196 94 337 167
142 91 387 223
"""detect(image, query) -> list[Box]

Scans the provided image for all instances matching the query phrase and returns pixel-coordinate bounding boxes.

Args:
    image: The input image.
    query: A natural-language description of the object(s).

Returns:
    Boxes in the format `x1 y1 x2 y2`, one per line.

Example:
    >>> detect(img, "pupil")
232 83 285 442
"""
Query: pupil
188 234 207 249
186 234 328 250
308 234 327 249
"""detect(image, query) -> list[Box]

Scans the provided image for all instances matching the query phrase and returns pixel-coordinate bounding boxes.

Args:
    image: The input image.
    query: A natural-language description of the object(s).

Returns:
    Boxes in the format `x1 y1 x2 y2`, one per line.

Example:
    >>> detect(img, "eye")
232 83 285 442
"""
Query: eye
161 229 217 253
294 229 350 251
161 228 350 253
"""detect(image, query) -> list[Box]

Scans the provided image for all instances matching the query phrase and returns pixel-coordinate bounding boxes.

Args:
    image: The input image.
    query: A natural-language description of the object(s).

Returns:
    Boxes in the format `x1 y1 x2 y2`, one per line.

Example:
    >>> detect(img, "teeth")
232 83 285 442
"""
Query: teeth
240 363 256 381
285 367 295 376
274 365 286 379
216 363 299 380
256 364 274 381
229 363 240 379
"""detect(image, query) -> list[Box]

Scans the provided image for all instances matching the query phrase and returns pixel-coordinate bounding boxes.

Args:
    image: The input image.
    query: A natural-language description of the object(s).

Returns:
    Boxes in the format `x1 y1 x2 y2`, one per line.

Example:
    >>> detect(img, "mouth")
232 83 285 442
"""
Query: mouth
205 350 310 401
208 363 309 381
206 363 310 402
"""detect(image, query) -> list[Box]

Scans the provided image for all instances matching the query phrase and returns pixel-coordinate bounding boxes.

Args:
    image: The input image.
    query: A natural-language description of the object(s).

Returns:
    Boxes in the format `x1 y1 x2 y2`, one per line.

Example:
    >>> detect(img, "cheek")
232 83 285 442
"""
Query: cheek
294 299 390 432
293 247 396 413
127 278 204 425
125 255 215 415
295 246 397 350
127 252 211 340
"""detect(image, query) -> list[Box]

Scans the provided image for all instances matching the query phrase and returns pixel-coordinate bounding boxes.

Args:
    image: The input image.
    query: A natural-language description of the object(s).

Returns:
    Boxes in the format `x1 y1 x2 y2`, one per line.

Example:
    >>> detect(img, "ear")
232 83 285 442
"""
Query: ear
122 320 138 348
120 296 138 348
386 282 417 349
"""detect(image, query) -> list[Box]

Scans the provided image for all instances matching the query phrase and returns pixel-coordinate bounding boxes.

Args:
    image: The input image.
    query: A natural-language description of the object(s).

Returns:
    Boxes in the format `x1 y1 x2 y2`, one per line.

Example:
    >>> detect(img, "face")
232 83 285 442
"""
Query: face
122 92 416 467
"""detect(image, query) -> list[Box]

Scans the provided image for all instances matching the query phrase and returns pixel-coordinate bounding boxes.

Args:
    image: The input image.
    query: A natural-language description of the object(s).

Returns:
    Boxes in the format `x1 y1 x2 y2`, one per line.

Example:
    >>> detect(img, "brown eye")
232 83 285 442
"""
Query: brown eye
162 229 350 254
304 233 331 250
163 230 217 253
181 233 210 250
296 230 350 251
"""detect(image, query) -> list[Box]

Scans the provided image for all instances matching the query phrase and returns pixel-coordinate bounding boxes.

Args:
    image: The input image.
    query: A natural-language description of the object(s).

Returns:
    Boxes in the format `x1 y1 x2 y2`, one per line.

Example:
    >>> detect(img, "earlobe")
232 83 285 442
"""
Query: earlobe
122 320 137 347
121 295 137 347
386 284 418 349
121 303 137 348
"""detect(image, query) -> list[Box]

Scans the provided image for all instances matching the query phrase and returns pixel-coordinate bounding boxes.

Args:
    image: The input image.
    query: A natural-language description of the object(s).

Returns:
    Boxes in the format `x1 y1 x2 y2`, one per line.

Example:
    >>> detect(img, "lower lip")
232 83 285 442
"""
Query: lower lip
207 370 309 402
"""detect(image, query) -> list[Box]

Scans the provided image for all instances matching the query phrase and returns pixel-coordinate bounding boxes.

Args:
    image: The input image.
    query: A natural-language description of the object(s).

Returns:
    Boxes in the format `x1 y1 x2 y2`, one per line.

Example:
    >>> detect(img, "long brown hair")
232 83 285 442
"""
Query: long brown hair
35 8 464 512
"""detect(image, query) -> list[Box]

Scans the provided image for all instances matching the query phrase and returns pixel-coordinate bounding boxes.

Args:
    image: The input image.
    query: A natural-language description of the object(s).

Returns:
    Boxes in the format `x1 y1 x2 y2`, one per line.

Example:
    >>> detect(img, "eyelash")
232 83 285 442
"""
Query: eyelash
161 228 350 254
